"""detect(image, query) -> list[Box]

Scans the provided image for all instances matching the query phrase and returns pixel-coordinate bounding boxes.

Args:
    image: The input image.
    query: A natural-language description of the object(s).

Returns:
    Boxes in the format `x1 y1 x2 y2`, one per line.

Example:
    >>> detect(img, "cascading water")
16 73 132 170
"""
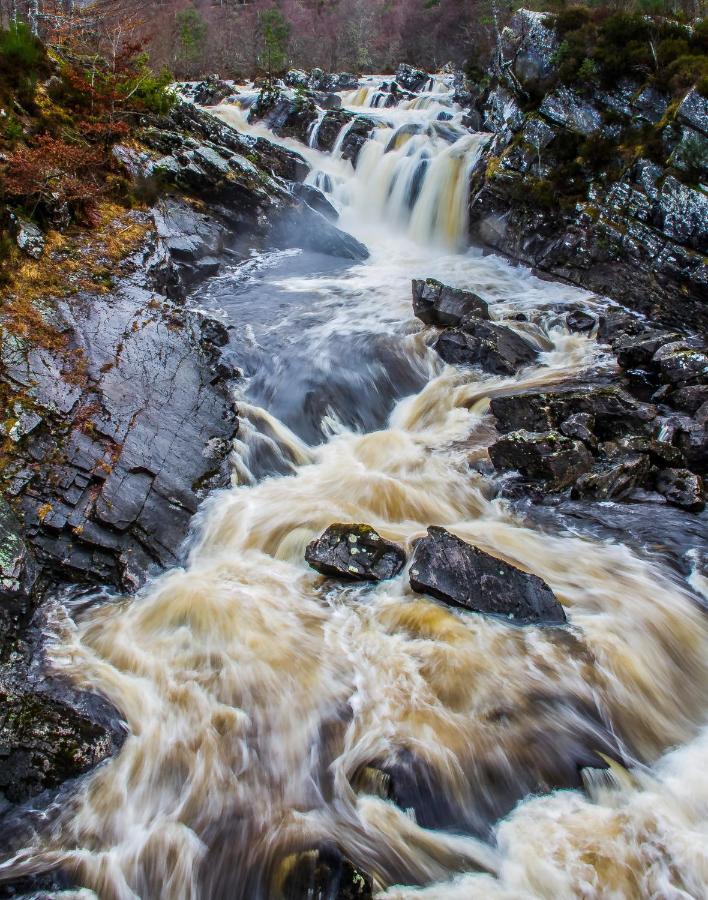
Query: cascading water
1 73 707 900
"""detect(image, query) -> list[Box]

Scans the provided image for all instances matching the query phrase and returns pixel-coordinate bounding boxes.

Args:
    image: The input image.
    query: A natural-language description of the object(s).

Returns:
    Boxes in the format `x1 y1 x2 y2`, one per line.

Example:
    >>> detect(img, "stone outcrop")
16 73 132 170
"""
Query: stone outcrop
412 278 489 326
305 524 406 582
489 430 594 489
178 76 235 107
434 319 539 375
395 64 429 93
0 90 371 824
409 526 566 624
2 208 240 593
463 11 708 330
485 321 706 509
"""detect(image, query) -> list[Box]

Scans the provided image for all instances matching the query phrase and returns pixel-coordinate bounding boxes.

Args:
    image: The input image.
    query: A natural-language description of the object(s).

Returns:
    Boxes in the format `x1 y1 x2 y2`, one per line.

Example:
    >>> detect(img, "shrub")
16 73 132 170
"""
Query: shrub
3 116 23 143
554 7 592 36
127 66 175 115
3 136 103 225
0 21 50 107
665 54 708 93
579 134 615 169
577 57 599 82
0 22 44 81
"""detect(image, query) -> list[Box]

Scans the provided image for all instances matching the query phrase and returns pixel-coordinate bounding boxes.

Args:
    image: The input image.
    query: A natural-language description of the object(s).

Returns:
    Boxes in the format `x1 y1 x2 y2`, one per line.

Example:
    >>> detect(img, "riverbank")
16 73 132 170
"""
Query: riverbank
0 59 708 898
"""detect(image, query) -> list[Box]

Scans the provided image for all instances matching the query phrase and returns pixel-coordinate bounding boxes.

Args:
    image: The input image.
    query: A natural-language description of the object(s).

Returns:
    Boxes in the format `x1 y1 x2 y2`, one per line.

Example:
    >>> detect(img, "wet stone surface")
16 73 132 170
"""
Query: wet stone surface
306 524 407 582
412 278 489 327
434 319 539 375
409 526 566 625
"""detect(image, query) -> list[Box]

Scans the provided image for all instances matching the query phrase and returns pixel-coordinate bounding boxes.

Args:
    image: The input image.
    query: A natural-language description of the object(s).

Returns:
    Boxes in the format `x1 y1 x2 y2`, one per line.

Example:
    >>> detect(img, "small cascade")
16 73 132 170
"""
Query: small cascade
4 66 708 900
297 72 489 248
347 126 489 247
331 117 358 158
308 108 327 148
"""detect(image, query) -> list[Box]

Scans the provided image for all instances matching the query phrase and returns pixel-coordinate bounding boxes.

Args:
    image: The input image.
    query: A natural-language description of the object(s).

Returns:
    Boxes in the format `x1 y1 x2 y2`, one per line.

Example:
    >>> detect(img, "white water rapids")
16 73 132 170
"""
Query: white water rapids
2 75 707 899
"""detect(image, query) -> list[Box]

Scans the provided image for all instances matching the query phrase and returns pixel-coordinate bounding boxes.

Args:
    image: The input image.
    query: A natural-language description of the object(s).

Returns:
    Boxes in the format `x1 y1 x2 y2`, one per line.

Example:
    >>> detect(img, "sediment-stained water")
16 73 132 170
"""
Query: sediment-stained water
2 75 706 900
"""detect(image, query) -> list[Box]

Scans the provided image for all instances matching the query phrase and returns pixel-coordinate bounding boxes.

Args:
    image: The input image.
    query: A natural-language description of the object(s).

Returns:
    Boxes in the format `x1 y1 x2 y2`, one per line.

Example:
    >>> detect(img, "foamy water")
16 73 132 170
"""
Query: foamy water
1 74 706 900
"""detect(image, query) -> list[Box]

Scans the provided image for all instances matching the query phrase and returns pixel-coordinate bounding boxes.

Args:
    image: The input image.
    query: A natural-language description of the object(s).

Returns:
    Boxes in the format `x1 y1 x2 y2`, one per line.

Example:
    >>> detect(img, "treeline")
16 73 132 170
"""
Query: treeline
2 0 704 81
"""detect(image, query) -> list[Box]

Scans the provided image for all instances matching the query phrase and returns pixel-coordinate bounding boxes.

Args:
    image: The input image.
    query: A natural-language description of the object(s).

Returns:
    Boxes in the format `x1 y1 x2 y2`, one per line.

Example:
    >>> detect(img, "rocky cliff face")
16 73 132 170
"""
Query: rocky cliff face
465 9 707 330
0 95 367 830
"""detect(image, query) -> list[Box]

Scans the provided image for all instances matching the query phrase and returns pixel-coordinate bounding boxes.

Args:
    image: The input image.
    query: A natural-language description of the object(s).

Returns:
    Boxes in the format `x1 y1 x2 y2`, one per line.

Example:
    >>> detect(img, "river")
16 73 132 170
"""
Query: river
2 74 707 900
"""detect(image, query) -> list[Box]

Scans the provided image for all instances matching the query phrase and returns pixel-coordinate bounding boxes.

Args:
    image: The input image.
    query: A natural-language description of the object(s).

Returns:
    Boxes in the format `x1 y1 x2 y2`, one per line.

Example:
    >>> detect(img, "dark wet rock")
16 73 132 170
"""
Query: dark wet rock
340 118 377 165
316 109 352 152
0 500 37 653
653 343 708 386
191 76 234 107
0 685 116 805
656 468 705 512
560 412 597 450
484 86 524 133
153 197 232 294
395 64 428 93
384 122 424 152
671 418 708 474
597 308 647 345
633 85 669 125
279 845 372 899
307 69 359 92
251 137 309 182
411 278 489 327
522 115 557 151
676 89 708 136
489 430 593 489
249 82 313 136
501 8 559 89
1 212 239 592
614 330 681 371
409 526 565 624
0 499 36 602
615 435 685 470
270 204 368 261
465 49 708 332
490 386 657 440
571 453 651 501
166 99 309 186
652 176 708 252
315 111 376 163
539 87 601 135
292 183 339 221
305 524 406 582
565 310 596 333
198 315 229 349
669 385 708 415
284 69 309 89
435 320 538 375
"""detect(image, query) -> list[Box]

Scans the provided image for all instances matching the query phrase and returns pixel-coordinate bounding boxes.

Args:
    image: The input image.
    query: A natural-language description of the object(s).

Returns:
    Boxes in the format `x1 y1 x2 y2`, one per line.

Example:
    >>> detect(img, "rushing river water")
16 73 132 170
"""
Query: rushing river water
2 75 708 899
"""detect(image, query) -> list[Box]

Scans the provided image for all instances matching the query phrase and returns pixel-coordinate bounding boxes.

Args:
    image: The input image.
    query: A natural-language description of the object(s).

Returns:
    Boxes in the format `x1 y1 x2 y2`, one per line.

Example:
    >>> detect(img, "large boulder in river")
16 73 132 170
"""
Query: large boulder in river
305 524 406 581
490 387 657 439
412 278 489 327
489 430 594 489
395 64 429 93
270 204 369 261
409 527 565 625
434 320 539 375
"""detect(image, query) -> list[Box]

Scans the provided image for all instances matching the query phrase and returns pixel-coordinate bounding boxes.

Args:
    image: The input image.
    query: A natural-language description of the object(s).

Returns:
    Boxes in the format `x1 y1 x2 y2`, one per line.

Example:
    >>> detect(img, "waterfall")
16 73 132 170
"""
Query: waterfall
3 69 706 900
